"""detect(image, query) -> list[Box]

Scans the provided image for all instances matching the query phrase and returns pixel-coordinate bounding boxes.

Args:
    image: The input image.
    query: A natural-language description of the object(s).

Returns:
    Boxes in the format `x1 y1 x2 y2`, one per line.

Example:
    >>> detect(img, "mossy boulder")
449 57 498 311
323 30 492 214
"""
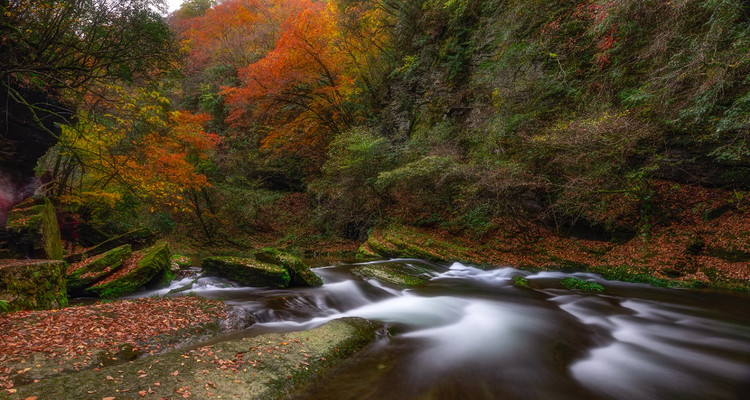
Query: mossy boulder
0 259 68 311
255 247 323 287
66 244 132 297
202 256 291 288
170 253 192 269
3 317 382 399
87 242 171 298
5 196 63 260
64 227 154 263
354 262 433 288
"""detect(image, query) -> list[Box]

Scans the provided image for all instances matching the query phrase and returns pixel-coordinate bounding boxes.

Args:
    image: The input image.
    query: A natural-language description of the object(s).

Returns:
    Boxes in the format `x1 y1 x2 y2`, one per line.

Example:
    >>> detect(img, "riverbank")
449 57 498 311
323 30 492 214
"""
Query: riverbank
0 296 227 391
1 304 381 400
178 181 749 292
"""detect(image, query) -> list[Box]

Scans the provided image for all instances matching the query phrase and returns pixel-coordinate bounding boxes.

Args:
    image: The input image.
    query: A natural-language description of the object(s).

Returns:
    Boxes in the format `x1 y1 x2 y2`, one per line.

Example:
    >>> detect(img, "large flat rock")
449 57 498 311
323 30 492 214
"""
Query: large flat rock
1 317 383 399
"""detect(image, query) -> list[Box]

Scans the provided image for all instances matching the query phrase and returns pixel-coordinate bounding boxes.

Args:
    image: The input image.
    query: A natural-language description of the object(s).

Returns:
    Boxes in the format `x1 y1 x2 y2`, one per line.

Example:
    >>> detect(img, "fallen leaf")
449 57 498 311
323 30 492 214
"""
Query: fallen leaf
138 391 147 397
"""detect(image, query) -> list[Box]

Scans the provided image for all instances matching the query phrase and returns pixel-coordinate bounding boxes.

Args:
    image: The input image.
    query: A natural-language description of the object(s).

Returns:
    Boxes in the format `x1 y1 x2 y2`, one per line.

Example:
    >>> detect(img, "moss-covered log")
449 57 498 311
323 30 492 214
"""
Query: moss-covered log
202 256 291 288
255 247 323 287
5 196 63 260
66 244 132 297
0 260 67 311
86 242 171 299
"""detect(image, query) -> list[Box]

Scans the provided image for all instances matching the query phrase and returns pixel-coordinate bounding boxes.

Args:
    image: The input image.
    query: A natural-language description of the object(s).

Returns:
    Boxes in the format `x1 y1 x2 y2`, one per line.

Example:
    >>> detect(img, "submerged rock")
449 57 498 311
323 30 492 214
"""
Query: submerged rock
202 256 291 288
87 242 171 298
4 196 63 260
66 244 132 297
0 259 67 311
4 317 382 399
354 262 433 288
255 247 323 287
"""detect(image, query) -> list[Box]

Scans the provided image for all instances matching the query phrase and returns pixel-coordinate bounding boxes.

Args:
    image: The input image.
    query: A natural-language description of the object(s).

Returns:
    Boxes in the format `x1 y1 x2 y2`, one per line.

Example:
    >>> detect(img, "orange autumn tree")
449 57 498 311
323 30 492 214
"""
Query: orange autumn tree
223 0 356 162
55 86 219 215
174 0 307 117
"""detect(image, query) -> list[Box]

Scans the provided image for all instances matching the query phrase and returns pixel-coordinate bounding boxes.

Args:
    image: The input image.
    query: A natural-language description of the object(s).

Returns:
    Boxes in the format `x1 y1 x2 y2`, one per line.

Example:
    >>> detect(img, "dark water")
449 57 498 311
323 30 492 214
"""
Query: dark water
129 259 750 400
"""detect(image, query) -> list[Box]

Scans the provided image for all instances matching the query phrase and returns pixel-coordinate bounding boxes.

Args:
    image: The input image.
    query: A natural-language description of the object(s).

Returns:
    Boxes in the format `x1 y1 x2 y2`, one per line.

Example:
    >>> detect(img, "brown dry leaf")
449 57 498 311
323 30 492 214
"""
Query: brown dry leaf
102 397 115 400
138 390 147 397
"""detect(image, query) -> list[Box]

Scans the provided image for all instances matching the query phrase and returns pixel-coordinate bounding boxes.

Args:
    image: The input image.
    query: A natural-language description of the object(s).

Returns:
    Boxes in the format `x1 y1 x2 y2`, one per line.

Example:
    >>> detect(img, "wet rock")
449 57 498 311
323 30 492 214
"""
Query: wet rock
202 256 291 288
87 242 171 298
66 244 132 297
4 196 63 260
170 253 192 269
354 262 433 288
0 259 67 311
255 247 323 287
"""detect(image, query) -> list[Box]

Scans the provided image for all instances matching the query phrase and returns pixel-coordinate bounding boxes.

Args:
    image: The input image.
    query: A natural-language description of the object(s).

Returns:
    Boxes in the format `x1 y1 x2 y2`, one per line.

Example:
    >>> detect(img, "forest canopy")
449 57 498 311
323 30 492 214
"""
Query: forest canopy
1 0 748 246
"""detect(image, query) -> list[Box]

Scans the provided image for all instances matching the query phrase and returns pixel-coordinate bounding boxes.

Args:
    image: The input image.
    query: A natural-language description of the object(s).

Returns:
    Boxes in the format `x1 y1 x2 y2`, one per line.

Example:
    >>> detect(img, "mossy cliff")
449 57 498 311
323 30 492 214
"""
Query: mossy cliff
1 317 383 400
0 260 67 312
202 256 291 288
5 196 63 260
87 242 171 298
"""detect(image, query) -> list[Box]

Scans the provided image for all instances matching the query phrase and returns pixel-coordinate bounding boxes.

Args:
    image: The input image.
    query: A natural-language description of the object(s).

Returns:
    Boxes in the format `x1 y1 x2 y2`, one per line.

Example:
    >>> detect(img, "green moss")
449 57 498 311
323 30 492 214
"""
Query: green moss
0 260 68 311
255 247 323 287
6 196 63 260
513 276 530 288
202 256 291 288
87 242 171 298
355 263 432 288
560 277 605 292
66 244 132 296
170 254 192 268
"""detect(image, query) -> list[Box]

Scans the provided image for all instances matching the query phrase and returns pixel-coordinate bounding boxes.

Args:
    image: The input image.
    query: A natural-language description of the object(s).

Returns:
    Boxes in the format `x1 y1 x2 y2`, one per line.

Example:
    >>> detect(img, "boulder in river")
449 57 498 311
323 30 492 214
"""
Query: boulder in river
4 195 63 260
66 244 132 297
202 256 291 288
354 262 433 288
87 242 172 298
0 259 68 311
254 247 323 287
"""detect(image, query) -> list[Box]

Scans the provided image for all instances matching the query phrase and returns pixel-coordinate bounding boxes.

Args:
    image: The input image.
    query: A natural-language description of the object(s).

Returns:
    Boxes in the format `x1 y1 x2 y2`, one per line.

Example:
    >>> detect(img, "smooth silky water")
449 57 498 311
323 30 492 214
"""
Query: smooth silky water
129 259 750 400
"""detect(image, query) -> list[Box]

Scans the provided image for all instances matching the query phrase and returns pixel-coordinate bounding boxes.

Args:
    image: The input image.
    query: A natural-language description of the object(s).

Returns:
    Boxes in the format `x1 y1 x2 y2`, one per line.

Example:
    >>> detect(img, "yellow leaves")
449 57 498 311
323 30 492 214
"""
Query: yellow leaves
59 83 217 214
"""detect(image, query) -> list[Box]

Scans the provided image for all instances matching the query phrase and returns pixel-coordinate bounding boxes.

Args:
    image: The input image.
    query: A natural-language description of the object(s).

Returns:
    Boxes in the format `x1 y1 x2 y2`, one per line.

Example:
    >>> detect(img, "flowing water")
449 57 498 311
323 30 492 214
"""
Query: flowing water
130 259 750 400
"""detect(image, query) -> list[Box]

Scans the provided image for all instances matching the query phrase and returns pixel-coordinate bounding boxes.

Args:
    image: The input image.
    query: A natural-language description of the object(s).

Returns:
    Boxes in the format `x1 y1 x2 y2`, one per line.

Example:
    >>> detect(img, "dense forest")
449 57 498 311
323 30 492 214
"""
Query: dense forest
1 0 749 286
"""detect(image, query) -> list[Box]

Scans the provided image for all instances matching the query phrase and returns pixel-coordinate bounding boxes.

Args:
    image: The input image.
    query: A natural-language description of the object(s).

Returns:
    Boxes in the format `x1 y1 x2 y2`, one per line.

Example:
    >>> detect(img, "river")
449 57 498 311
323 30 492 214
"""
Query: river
129 258 750 400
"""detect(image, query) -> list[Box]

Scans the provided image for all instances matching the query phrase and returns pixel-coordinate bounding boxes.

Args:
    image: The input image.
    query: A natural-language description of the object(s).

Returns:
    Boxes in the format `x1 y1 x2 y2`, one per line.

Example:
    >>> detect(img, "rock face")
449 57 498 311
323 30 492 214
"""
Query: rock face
0 259 68 312
87 242 171 298
4 196 63 260
202 256 291 288
255 247 323 287
0 86 69 228
66 244 132 297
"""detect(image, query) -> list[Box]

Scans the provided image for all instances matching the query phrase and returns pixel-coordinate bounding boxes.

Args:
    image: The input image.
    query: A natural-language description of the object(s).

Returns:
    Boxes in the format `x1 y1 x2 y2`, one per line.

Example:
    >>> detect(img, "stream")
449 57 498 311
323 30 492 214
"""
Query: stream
128 259 750 400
